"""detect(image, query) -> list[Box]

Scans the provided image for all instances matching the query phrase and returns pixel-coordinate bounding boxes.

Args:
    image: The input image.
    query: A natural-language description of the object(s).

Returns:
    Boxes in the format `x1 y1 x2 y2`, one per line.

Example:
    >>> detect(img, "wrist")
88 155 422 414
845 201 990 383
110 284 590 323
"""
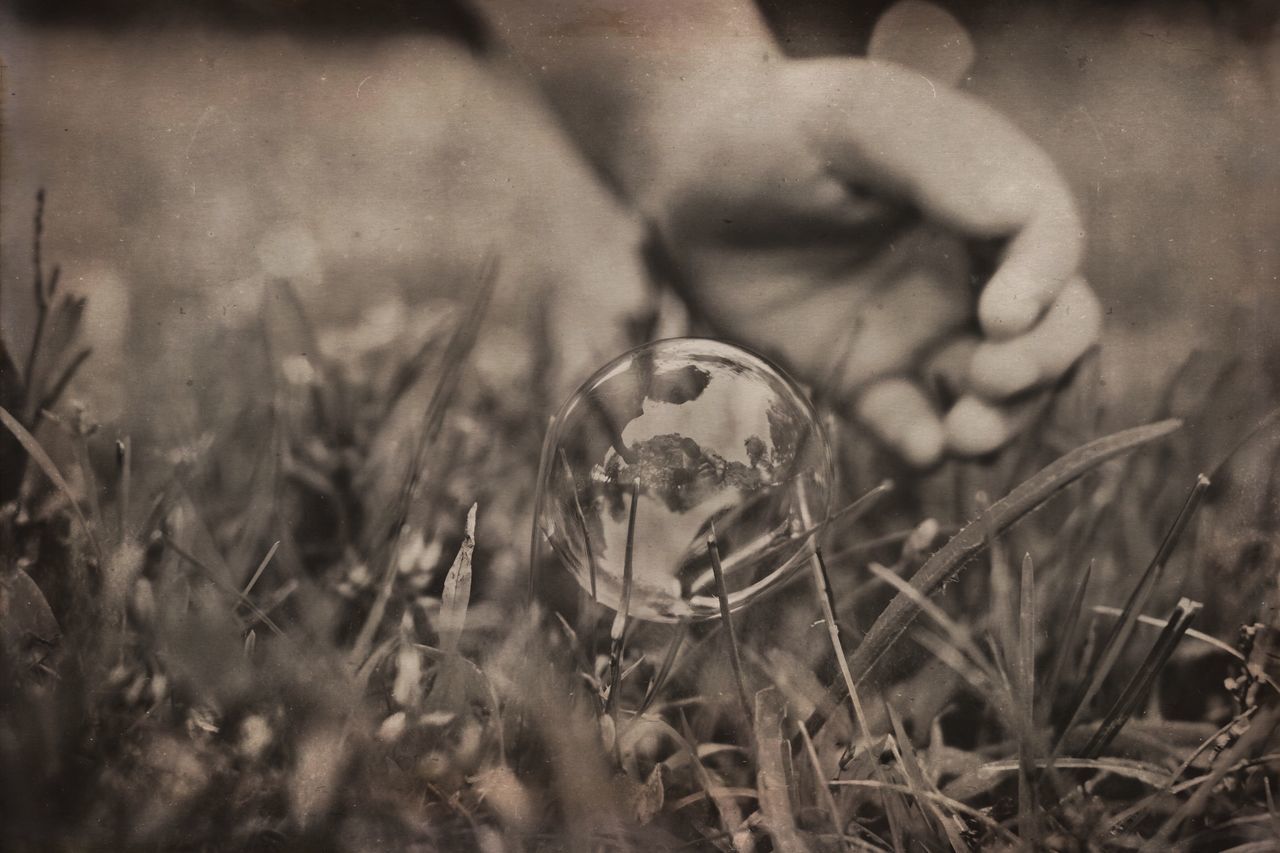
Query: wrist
476 0 781 201
606 53 783 208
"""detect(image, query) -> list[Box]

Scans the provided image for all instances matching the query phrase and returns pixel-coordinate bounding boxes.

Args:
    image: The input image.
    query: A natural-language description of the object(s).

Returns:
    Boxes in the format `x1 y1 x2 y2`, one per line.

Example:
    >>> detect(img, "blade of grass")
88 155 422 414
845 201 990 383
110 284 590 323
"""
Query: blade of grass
438 504 477 656
72 427 103 539
814 552 909 853
677 711 751 853
606 481 639 722
165 536 285 637
351 257 497 664
22 190 49 415
754 688 810 853
1054 473 1210 756
795 480 892 757
864 562 1003 693
1041 560 1093 727
802 419 1181 743
796 716 849 852
32 347 91 429
116 437 131 542
430 505 478 711
884 703 968 853
977 490 1016 666
683 479 893 593
242 540 280 597
0 405 103 563
1081 597 1202 760
946 756 1170 797
1016 552 1039 847
638 620 688 716
829 779 1018 845
1090 605 1251 664
529 414 555 605
709 523 753 725
822 524 962 570
559 447 599 602
809 549 878 757
1166 708 1257 788
1149 704 1280 846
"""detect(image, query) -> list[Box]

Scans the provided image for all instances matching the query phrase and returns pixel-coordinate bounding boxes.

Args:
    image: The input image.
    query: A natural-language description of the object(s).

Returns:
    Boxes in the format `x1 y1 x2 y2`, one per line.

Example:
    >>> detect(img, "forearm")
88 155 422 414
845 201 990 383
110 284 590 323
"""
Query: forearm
474 0 780 197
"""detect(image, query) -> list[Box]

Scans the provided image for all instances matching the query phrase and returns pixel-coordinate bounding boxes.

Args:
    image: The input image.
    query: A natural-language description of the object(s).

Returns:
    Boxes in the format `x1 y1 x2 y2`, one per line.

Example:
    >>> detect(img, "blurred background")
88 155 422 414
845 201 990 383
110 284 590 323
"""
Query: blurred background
1 0 1277 427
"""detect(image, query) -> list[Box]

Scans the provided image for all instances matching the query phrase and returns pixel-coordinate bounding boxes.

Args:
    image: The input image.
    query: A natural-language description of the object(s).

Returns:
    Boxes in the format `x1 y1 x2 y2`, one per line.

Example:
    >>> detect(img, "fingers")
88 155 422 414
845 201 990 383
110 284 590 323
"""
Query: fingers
849 277 1100 465
788 58 1084 340
936 277 1099 456
977 196 1084 339
856 378 946 468
967 276 1102 399
922 335 978 400
943 395 1041 457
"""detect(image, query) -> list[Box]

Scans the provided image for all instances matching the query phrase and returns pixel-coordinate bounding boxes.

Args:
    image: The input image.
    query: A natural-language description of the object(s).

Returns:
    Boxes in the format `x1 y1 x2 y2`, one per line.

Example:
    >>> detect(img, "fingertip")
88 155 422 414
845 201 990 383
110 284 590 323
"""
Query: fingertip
856 378 943 468
899 417 945 468
978 281 1043 340
943 396 1011 456
967 343 1041 399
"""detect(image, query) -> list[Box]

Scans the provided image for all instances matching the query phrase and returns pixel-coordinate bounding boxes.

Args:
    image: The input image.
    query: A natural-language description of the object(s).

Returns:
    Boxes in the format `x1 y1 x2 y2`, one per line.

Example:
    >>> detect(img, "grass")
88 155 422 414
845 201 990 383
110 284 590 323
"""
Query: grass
4 197 1280 851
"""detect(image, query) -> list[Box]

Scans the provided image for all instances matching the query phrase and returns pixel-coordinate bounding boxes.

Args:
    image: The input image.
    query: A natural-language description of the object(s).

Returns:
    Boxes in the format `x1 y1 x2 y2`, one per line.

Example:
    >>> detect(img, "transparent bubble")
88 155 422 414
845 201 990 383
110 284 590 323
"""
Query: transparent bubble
537 338 833 622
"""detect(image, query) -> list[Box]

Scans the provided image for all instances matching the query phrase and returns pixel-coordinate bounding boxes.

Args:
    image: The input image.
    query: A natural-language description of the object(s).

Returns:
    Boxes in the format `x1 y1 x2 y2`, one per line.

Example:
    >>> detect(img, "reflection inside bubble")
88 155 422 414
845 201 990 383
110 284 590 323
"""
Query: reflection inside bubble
538 338 833 621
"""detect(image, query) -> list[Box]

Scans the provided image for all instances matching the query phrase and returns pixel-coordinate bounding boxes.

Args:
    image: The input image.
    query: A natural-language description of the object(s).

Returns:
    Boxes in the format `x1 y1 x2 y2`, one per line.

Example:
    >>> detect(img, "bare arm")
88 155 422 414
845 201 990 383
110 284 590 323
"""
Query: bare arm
472 0 1098 466
473 0 779 197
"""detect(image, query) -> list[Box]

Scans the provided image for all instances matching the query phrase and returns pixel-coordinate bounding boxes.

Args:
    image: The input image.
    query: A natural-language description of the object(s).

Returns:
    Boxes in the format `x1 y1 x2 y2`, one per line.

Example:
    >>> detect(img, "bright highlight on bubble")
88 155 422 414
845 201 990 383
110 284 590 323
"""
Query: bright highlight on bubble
536 338 833 621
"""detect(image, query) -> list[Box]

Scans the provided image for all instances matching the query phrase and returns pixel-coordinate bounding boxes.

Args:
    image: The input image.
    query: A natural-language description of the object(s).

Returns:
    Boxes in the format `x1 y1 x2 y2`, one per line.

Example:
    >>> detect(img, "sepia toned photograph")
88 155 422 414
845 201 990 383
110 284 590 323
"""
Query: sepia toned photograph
1 0 1278 849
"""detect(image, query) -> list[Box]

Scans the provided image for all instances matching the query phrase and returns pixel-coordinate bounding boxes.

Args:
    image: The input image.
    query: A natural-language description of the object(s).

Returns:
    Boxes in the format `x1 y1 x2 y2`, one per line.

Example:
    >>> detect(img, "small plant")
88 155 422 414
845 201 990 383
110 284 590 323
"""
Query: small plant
0 190 92 506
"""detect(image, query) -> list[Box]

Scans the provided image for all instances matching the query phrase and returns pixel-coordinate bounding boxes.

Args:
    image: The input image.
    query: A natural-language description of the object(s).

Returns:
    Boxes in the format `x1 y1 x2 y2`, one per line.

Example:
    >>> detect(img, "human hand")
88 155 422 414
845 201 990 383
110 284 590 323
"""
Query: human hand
628 57 1101 467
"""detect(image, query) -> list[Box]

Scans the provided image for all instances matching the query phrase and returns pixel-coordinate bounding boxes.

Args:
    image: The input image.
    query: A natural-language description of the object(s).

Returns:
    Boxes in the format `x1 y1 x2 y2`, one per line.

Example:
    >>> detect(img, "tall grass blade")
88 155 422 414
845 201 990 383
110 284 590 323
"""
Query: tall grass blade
865 562 1002 694
606 481 639 719
708 523 753 725
795 719 849 852
884 702 968 853
242 540 280 597
116 437 131 541
1042 560 1093 727
352 258 497 664
801 419 1181 743
638 620 687 716
33 347 91 426
1082 597 1201 759
1055 473 1209 755
529 414 554 605
829 779 1018 845
429 504 477 711
977 490 1016 664
1017 552 1039 846
1150 704 1280 846
678 711 751 853
1165 708 1257 789
0 405 103 563
560 447 599 602
165 537 285 637
1090 605 1247 662
754 688 810 853
439 503 477 656
808 548 877 753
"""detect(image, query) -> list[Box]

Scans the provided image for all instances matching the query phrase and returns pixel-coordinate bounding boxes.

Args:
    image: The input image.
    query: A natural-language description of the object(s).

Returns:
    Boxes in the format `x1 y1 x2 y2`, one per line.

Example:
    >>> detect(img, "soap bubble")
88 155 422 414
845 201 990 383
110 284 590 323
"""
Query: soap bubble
537 338 833 622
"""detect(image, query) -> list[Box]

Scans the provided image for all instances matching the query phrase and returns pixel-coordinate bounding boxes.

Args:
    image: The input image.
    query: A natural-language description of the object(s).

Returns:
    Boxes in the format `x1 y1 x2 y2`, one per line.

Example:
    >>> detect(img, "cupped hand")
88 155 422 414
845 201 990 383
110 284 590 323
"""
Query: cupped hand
633 57 1101 467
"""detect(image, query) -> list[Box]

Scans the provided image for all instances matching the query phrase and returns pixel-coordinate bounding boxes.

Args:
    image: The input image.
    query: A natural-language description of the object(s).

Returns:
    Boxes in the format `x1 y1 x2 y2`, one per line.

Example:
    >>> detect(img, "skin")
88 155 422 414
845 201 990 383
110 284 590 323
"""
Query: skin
478 0 1102 466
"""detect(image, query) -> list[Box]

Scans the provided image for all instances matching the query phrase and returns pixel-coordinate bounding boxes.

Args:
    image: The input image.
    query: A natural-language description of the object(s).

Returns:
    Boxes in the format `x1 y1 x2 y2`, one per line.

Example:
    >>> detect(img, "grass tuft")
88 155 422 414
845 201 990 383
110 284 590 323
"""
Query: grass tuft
6 196 1280 851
